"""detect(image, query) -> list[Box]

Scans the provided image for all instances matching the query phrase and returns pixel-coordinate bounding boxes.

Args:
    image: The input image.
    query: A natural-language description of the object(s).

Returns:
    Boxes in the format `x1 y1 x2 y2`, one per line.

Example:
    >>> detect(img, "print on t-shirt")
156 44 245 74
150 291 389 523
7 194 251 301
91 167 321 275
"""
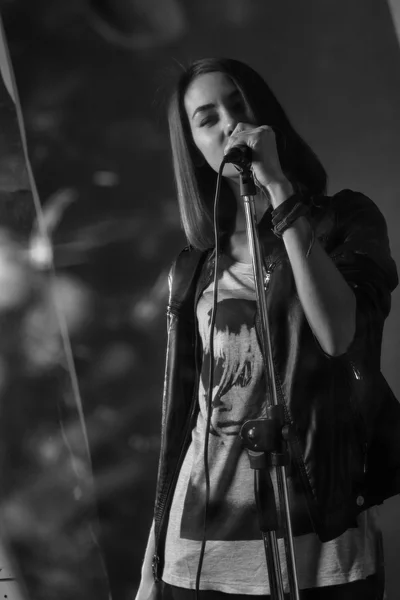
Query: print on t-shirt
180 290 267 541
201 298 262 437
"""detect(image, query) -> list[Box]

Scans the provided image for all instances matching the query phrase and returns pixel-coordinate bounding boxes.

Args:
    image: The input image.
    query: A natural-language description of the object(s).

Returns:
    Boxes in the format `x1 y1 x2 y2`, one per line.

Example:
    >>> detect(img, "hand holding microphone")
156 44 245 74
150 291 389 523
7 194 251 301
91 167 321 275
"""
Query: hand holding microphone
223 123 286 191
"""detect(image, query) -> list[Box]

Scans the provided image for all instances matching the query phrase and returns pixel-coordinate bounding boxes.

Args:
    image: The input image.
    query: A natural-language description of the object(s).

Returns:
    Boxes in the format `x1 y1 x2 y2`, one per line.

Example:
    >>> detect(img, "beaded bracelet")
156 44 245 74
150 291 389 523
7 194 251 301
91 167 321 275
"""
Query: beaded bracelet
271 193 315 257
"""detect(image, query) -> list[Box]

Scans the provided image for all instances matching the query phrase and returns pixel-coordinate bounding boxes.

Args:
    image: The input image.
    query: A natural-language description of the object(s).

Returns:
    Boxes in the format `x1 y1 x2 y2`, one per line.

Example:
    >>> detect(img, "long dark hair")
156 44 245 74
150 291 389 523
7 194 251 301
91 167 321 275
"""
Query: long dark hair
168 57 327 251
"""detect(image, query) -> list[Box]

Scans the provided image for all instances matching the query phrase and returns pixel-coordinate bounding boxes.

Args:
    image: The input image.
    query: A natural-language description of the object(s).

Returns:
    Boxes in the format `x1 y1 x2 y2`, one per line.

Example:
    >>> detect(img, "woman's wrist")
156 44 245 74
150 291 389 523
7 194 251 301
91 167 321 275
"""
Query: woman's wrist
265 177 294 209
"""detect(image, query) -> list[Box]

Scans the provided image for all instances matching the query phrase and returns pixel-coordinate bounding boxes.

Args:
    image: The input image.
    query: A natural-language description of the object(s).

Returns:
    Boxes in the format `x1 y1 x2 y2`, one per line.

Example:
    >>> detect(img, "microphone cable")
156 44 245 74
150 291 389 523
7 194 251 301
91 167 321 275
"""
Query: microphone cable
195 158 226 600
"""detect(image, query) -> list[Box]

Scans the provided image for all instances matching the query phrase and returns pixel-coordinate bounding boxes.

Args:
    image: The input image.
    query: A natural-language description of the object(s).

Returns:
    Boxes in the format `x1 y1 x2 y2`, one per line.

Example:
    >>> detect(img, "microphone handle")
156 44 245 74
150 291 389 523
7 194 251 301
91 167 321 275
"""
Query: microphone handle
224 145 252 170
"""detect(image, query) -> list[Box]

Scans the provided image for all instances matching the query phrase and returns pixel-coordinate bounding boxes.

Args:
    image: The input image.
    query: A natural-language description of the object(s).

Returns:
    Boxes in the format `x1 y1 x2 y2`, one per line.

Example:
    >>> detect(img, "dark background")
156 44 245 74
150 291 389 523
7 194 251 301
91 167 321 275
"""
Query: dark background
0 1 400 599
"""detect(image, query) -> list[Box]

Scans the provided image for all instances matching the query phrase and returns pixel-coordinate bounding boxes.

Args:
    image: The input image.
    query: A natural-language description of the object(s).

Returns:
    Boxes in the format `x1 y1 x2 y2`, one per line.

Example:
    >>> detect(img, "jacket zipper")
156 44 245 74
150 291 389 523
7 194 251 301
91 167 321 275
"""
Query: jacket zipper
253 257 277 360
153 265 214 581
263 264 273 290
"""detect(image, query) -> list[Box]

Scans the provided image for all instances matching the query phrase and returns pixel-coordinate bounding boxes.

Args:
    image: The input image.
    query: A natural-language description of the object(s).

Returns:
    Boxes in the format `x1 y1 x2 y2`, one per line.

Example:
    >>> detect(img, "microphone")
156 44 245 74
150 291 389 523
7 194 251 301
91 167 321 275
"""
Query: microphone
223 144 252 170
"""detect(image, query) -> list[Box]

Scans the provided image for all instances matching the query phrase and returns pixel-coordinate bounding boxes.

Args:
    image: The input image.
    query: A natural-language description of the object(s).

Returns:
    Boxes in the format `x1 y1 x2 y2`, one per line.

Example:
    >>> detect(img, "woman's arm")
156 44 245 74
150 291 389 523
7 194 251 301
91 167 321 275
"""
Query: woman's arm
224 124 357 357
268 179 356 357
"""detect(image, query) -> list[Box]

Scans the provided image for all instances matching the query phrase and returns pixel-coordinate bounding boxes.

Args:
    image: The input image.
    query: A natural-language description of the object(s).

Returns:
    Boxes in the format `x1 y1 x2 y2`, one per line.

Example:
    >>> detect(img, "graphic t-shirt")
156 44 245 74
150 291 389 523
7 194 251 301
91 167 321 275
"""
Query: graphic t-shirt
162 256 381 594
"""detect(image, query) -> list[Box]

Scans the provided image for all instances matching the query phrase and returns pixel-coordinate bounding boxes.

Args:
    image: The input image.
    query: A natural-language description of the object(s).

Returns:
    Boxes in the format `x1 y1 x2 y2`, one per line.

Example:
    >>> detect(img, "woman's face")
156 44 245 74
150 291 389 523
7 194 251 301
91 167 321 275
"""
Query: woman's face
184 71 254 178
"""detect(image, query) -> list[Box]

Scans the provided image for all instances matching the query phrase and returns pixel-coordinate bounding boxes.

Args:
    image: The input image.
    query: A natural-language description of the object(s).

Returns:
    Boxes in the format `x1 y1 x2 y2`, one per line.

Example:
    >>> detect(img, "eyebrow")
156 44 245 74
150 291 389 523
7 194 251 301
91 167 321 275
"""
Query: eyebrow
191 89 242 120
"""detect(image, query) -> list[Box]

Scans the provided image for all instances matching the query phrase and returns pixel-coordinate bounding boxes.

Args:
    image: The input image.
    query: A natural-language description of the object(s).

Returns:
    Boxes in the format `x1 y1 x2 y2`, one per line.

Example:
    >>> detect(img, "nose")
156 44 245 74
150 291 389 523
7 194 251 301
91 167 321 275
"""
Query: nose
221 109 237 137
225 120 236 137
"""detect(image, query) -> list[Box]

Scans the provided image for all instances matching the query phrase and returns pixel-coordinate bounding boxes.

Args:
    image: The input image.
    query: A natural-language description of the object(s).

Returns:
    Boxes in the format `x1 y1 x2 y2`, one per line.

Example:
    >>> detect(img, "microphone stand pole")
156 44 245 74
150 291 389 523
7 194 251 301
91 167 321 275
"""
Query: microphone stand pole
238 167 300 600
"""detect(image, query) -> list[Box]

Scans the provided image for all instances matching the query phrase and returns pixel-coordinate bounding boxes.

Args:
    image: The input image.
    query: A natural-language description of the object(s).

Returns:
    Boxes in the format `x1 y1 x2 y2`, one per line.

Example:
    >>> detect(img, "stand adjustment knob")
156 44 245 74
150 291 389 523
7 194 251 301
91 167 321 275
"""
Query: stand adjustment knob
248 427 256 439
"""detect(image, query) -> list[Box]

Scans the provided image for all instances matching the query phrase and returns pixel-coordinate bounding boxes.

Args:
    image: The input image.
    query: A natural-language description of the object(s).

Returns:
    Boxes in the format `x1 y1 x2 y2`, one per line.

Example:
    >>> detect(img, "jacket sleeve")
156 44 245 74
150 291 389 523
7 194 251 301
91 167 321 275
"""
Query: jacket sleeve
327 190 398 361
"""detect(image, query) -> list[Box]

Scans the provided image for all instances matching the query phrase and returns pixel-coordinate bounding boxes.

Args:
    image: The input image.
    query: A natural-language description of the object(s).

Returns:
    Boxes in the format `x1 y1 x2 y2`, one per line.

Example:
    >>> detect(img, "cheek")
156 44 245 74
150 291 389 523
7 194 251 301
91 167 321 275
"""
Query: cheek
193 132 213 155
193 132 224 168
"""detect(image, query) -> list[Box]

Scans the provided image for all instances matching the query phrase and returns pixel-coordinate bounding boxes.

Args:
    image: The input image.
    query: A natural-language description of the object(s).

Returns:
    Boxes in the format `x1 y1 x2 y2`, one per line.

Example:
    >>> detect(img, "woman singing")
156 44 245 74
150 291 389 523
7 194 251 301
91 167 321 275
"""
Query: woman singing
135 58 400 600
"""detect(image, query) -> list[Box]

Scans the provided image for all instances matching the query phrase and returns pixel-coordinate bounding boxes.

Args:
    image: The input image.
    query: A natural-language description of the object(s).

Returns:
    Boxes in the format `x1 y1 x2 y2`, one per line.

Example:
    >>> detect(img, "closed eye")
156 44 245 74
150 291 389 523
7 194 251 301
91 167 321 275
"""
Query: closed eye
199 115 218 127
198 99 247 127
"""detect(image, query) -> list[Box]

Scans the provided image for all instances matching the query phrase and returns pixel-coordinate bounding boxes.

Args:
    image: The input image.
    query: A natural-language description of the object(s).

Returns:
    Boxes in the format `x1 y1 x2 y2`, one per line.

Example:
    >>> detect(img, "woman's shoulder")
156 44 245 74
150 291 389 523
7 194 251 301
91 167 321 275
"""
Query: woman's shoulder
319 189 398 291
332 190 391 246
311 189 389 239
170 245 208 275
167 245 209 304
311 188 382 214
323 189 388 221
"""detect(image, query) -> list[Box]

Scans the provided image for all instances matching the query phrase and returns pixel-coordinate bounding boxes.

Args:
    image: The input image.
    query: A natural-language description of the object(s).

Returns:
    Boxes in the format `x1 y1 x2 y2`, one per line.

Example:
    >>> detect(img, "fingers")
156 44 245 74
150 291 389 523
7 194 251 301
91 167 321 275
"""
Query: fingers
229 123 273 145
224 123 252 155
232 121 247 134
225 124 274 156
233 123 272 135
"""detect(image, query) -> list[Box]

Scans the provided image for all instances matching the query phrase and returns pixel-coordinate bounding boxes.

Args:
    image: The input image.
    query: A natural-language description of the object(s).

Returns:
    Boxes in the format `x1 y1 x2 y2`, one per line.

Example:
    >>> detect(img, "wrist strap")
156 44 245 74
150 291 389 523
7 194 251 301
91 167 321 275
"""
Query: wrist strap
271 194 309 238
271 193 315 257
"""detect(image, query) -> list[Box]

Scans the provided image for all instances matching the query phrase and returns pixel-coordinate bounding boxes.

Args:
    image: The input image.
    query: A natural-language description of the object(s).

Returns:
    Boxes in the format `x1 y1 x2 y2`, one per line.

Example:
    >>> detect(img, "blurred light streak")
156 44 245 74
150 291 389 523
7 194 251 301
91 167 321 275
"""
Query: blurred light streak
29 188 77 269
0 16 91 454
48 205 179 269
0 12 111 596
387 0 400 46
50 216 148 267
0 22 14 101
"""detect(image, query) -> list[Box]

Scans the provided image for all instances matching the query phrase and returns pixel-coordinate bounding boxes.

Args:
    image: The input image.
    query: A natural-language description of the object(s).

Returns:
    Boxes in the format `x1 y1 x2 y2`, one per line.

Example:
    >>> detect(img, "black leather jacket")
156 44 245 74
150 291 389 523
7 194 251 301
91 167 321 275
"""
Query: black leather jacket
152 190 400 582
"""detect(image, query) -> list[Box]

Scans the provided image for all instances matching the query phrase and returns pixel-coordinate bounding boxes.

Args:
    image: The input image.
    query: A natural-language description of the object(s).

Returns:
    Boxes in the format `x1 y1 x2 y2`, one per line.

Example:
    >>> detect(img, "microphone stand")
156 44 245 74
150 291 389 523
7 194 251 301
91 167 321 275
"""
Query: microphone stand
237 166 300 600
